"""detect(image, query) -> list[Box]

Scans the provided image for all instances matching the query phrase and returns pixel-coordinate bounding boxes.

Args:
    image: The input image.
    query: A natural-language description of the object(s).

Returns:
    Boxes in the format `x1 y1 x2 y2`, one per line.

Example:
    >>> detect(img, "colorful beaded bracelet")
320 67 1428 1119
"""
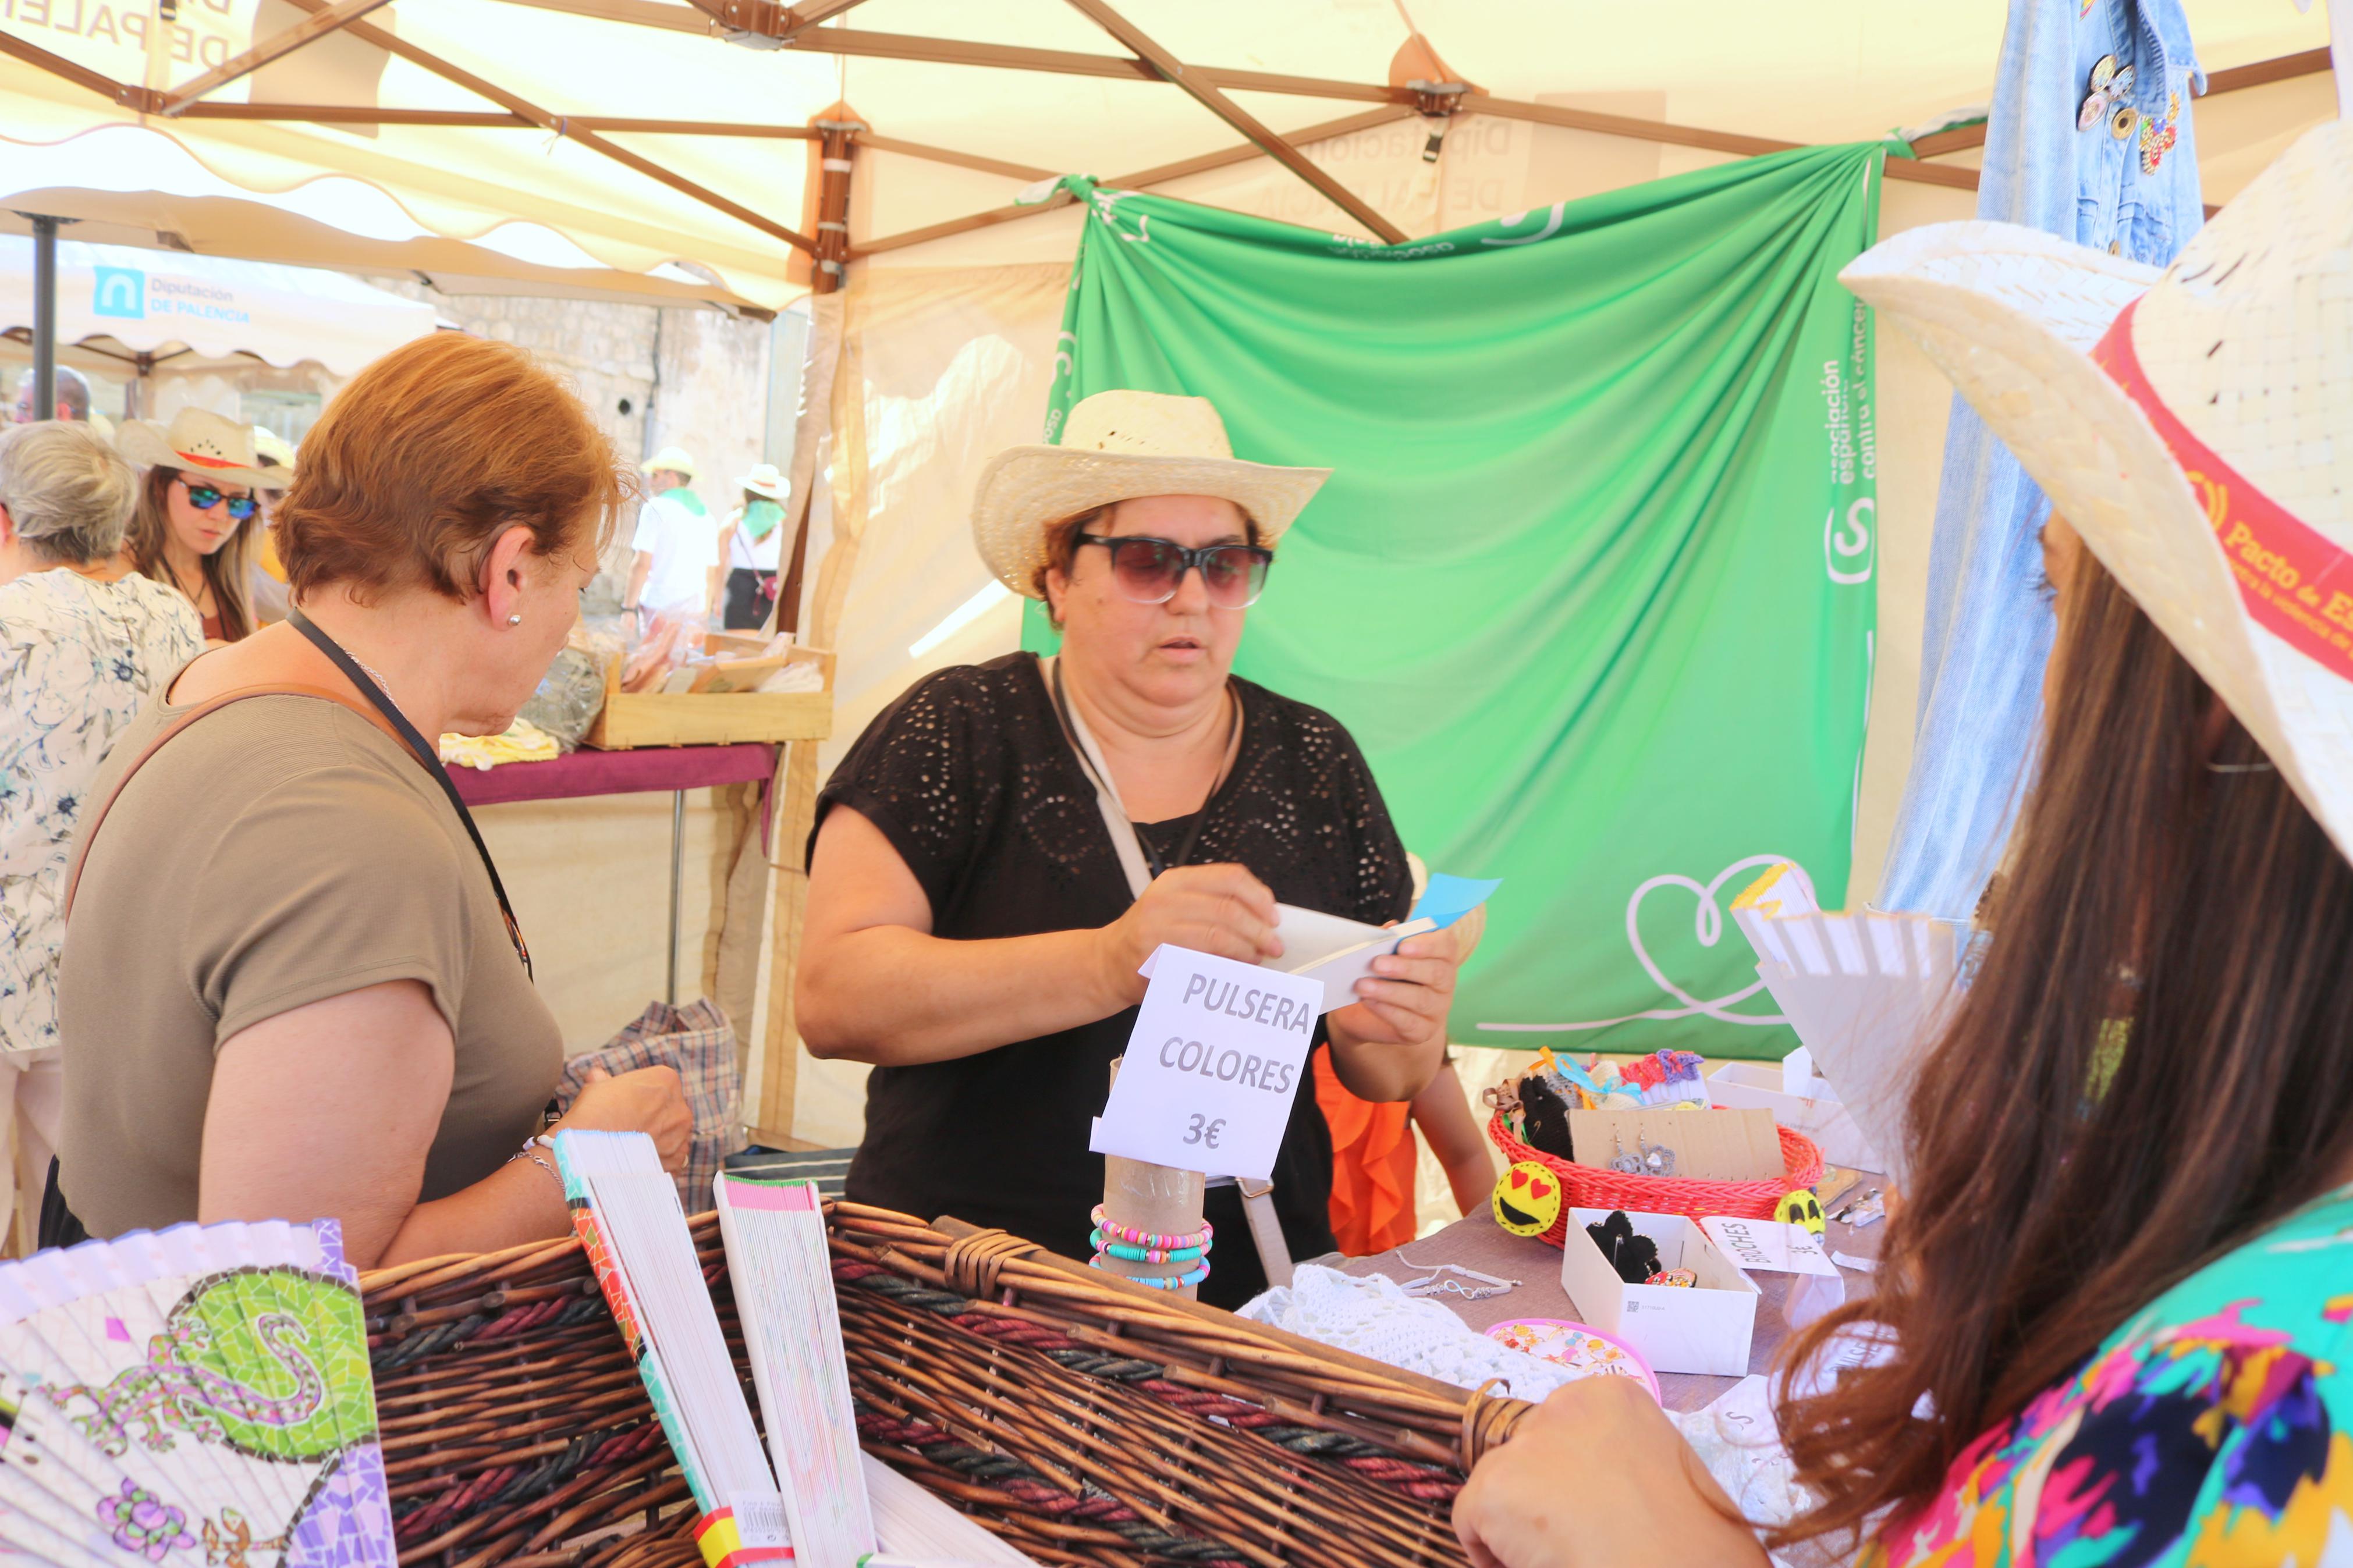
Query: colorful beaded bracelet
1088 1204 1213 1251
1090 1230 1208 1265
1088 1255 1211 1290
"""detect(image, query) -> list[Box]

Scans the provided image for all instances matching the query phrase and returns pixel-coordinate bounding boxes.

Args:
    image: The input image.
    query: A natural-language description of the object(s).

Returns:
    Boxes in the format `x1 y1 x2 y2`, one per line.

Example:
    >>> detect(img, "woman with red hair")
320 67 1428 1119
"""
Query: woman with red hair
52 333 688 1267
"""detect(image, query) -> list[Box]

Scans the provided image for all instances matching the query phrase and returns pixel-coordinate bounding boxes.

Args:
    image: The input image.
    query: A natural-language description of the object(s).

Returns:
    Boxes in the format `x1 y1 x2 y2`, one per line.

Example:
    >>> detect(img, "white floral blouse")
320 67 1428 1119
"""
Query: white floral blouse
0 570 202 1061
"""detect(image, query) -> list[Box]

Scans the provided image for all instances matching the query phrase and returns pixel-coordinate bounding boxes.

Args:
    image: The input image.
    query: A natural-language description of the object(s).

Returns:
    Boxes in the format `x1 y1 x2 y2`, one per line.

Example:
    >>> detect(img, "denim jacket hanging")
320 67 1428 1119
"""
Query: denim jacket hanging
1874 0 2204 919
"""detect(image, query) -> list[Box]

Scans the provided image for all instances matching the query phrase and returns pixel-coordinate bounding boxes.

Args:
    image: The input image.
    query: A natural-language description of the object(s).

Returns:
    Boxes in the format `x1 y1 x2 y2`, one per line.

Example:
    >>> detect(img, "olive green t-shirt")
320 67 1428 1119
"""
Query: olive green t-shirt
57 692 562 1238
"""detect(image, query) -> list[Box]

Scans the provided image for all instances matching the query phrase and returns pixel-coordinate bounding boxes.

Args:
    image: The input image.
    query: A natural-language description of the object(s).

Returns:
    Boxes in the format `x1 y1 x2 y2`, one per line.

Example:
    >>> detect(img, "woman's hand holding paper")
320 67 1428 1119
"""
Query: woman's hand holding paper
1323 907 1478 1101
1098 863 1284 1004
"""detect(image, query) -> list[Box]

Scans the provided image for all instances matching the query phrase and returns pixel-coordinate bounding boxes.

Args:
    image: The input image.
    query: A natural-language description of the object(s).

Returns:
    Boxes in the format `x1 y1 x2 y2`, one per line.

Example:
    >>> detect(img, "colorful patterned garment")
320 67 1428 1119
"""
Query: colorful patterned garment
0 570 200 1059
1866 1186 2353 1566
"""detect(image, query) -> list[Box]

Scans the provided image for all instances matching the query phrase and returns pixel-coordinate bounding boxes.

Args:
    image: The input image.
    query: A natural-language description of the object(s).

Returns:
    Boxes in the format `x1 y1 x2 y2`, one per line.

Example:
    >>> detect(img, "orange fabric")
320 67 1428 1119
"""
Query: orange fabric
1314 1051 1419 1255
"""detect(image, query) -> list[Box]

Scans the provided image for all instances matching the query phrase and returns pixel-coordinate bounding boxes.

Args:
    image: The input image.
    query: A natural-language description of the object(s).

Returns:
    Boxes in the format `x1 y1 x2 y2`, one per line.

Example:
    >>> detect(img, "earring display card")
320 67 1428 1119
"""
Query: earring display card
1560 1208 1760 1377
1564 1105 1784 1182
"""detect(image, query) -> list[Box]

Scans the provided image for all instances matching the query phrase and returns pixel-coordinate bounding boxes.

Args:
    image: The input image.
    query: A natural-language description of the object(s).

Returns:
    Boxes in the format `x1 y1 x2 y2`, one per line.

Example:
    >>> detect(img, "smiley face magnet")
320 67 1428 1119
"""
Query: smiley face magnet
1493 1160 1563 1237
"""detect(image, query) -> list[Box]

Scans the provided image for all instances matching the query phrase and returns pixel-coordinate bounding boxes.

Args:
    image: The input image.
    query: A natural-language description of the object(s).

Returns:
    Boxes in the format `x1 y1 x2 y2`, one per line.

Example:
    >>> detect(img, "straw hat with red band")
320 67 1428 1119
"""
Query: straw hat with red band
117 407 282 491
1840 120 2353 864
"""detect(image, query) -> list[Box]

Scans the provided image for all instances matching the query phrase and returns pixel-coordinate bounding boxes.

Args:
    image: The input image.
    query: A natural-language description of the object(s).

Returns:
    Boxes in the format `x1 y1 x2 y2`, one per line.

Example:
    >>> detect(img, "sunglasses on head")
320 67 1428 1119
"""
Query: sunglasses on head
1078 534 1273 609
176 475 258 522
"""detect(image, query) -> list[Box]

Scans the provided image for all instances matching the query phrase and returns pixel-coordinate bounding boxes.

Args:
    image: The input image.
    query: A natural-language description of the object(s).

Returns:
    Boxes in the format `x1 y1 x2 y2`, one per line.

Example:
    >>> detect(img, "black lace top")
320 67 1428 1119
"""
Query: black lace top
816 651 1412 1306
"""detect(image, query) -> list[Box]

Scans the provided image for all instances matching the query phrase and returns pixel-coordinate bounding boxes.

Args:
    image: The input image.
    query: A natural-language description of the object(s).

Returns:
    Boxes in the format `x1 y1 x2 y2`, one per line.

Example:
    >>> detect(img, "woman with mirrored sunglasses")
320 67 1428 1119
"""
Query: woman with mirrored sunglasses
118 410 272 645
798 390 1474 1309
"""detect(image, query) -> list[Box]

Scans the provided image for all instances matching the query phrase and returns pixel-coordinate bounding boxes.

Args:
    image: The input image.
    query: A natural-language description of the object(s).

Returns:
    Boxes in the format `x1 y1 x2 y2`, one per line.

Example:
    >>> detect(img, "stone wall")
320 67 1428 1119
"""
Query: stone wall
377 284 775 570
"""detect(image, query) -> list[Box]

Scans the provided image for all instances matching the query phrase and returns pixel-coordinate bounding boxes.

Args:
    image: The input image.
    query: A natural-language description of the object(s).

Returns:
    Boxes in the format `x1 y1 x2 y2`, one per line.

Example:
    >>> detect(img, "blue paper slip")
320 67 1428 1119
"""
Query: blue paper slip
1410 874 1501 930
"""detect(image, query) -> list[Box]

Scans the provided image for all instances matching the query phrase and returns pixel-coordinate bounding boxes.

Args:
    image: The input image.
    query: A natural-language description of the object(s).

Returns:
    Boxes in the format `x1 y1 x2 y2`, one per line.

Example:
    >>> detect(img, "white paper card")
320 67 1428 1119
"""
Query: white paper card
1090 945 1322 1181
1701 1216 1841 1278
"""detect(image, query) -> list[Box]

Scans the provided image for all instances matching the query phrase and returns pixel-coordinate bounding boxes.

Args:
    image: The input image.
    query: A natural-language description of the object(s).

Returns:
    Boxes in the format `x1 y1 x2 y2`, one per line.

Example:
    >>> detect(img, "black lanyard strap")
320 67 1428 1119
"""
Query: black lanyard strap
288 608 533 980
1048 656 1238 882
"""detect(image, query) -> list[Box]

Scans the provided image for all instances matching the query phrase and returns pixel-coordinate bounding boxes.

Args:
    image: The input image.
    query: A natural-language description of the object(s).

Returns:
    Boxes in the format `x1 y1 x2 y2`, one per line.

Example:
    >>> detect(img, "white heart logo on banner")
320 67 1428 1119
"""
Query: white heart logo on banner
1481 854 1815 1034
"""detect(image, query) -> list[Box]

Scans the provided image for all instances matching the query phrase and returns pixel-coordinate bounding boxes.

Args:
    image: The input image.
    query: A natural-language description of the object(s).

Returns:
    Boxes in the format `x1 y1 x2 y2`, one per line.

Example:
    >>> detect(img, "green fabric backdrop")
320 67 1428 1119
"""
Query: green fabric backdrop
1027 144 1887 1057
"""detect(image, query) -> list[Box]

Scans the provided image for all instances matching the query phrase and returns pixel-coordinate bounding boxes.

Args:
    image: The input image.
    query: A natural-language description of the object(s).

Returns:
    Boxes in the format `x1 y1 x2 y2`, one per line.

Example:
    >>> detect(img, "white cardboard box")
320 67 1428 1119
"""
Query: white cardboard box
1560 1208 1761 1378
1705 1060 1884 1173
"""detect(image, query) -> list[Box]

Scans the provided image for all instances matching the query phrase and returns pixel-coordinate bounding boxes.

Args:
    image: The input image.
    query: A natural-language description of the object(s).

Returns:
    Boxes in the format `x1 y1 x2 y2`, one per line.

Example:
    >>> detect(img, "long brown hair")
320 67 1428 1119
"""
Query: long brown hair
128 465 255 641
1774 556 2353 1546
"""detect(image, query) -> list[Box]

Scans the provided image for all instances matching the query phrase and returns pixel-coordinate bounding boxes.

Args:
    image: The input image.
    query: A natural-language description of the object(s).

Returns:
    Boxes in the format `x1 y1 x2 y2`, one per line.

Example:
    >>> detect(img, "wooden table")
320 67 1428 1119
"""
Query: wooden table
1337 1200 1884 1412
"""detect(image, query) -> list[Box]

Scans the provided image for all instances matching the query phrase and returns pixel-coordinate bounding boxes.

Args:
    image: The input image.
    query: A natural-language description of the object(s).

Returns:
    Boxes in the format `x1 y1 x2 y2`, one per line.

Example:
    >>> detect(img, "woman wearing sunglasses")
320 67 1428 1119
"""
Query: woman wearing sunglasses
119 410 271 644
798 390 1468 1307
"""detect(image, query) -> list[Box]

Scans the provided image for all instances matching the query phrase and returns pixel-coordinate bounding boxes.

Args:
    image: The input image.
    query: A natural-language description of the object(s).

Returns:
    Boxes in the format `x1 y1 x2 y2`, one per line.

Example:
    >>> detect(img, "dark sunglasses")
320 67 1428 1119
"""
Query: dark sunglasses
1079 534 1273 609
177 476 258 522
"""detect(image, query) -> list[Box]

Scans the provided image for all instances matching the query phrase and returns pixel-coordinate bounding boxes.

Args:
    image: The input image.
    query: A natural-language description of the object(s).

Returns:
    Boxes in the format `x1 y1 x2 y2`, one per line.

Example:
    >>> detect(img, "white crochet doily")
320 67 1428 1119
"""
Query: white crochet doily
1238 1265 1577 1402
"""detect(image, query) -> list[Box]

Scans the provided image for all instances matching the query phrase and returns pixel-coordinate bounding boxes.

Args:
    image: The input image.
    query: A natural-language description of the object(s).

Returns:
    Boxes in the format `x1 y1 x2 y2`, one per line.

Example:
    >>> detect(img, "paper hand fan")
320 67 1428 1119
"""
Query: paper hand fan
0 1219 394 1568
1728 862 1965 1183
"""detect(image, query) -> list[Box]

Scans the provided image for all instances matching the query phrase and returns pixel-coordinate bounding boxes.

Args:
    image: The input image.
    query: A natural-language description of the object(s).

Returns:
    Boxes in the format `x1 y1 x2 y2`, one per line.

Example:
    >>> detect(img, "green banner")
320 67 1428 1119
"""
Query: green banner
1031 145 1886 1057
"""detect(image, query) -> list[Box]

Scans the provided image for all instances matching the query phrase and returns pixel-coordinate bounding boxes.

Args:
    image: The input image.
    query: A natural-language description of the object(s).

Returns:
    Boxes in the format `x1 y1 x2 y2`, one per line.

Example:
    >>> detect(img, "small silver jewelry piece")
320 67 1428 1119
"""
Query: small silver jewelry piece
351 655 393 695
507 1140 560 1190
1392 1250 1520 1302
1607 1132 1644 1176
1638 1135 1677 1178
507 612 524 626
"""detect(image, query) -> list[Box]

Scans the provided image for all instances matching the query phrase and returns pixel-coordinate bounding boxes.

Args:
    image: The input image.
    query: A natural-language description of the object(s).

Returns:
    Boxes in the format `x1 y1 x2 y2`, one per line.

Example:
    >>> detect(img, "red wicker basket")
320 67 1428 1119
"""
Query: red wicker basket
1488 1111 1823 1243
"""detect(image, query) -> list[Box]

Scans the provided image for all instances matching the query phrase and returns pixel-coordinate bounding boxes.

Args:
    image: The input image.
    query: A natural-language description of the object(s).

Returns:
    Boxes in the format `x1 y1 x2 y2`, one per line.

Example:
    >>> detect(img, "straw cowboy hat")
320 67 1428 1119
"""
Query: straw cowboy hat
972 389 1330 598
250 425 296 474
643 445 698 479
117 408 281 489
736 462 788 501
1840 120 2352 861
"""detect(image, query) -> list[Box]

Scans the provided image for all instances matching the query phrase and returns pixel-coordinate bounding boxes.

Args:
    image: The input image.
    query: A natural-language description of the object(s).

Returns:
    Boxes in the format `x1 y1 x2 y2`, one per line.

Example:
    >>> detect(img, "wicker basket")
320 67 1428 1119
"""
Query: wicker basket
359 1201 1527 1568
1488 1112 1825 1240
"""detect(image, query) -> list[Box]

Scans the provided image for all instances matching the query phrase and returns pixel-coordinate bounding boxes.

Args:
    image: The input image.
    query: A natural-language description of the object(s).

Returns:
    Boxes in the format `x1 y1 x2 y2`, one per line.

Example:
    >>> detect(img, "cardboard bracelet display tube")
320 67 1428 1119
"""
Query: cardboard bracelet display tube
1099 1057 1208 1299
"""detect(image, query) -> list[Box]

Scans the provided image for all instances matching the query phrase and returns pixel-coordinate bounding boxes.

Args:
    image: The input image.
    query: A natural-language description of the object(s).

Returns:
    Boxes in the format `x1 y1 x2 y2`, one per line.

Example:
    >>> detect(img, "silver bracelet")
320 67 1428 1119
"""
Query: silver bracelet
508 1140 562 1190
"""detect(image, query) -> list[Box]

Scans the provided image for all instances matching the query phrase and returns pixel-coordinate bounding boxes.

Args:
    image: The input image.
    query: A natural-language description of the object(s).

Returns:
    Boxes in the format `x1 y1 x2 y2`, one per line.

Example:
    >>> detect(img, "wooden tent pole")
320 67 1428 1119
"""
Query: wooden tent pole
1060 0 1408 244
749 291 849 1149
856 104 1419 257
273 0 822 256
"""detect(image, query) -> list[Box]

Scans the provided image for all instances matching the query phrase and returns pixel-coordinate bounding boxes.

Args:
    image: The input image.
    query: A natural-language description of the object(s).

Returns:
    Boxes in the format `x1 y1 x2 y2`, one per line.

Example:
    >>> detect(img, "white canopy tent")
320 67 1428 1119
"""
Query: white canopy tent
3 0 2337 1154
1 1 2333 301
0 233 440 386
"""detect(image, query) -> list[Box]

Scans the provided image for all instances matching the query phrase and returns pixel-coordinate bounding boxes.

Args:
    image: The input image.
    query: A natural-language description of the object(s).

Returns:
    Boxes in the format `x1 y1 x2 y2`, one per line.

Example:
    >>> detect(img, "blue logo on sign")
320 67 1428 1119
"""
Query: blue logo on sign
92 267 145 319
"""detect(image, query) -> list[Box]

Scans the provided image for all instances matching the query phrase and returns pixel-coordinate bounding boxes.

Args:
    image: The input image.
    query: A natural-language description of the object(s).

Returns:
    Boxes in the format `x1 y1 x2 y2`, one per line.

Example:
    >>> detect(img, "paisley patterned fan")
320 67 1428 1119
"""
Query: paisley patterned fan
0 1220 393 1568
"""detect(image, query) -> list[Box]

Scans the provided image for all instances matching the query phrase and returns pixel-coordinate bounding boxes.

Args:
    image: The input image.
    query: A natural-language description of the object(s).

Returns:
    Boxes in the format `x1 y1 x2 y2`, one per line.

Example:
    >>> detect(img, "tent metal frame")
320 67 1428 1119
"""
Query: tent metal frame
5 0 2334 269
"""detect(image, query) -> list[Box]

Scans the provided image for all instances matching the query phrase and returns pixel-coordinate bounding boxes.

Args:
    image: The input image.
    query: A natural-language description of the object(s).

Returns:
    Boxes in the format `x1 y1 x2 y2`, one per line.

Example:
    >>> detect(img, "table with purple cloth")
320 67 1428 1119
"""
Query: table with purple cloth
1337 1201 1884 1413
446 741 778 806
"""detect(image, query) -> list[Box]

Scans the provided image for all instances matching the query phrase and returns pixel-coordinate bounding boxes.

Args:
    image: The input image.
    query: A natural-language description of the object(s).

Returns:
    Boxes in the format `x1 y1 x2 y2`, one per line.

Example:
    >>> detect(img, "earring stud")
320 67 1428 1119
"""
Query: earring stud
507 613 523 626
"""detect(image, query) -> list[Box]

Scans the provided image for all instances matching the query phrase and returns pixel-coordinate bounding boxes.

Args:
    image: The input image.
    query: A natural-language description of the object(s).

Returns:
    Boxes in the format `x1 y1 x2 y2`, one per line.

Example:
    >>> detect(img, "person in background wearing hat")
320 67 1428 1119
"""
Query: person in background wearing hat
1450 123 2353 1568
797 389 1473 1310
119 408 272 645
715 463 789 631
0 422 201 1250
623 446 719 625
245 425 297 627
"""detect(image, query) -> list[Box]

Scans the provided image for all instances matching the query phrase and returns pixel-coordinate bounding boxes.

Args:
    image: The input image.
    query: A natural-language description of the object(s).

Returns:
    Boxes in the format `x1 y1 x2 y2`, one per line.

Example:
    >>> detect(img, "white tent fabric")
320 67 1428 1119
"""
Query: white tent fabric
0 233 438 374
0 1 2333 304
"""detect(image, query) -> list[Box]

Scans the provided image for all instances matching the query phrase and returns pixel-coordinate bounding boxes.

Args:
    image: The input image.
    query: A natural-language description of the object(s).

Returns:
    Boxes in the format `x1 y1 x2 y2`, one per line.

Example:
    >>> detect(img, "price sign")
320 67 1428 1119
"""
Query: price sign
1089 945 1324 1182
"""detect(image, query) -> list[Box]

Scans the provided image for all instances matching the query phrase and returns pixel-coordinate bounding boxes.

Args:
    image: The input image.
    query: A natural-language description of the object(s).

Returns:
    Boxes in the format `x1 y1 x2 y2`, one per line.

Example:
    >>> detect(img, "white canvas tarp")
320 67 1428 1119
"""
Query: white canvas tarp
1 1 2334 303
0 232 437 373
